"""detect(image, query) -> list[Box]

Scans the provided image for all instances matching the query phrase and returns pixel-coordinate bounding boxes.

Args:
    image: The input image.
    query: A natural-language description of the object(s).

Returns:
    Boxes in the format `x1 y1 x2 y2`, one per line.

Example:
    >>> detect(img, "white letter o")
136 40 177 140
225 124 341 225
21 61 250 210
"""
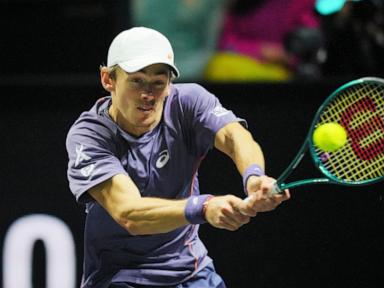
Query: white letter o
3 214 76 288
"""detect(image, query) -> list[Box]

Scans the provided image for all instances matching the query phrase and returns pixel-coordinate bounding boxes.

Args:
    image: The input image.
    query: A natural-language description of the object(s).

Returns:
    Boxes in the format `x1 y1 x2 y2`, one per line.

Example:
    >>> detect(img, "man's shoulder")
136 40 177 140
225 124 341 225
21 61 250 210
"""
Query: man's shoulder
172 83 209 97
170 83 213 107
67 97 117 141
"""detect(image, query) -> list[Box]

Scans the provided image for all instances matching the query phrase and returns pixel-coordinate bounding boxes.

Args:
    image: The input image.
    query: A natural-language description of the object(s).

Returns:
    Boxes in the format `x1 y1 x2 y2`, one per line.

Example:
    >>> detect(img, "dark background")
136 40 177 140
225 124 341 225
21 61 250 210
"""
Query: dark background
1 82 383 288
1 1 384 288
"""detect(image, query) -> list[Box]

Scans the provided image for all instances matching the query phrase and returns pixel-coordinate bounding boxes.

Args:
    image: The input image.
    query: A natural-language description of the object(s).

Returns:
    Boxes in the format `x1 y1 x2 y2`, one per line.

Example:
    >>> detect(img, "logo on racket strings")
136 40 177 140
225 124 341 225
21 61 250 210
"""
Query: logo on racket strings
340 97 384 161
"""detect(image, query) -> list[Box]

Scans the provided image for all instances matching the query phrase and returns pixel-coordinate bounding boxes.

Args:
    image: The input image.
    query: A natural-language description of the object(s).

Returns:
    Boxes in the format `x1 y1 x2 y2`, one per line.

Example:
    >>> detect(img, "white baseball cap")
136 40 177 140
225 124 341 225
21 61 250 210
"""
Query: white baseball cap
107 27 180 77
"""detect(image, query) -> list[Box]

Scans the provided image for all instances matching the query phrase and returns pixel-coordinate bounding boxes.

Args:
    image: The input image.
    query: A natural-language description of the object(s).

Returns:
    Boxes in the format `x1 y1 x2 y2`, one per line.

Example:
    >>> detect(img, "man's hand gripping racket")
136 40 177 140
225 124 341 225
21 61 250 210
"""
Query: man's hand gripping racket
269 77 384 196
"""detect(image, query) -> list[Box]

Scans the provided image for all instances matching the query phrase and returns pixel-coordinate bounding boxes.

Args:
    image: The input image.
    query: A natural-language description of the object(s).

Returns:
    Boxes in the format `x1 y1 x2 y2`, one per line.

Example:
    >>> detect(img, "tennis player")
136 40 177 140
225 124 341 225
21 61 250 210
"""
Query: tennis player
66 27 290 288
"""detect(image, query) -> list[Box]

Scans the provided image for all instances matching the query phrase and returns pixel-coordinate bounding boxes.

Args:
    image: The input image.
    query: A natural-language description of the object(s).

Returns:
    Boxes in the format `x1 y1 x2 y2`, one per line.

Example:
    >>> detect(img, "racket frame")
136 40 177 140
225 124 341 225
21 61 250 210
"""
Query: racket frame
273 77 384 193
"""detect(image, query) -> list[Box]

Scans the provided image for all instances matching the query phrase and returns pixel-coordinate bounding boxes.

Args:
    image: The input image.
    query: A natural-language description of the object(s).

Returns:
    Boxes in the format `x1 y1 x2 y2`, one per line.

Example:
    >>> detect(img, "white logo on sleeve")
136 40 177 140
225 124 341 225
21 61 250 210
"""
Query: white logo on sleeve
156 150 169 168
74 144 99 178
80 164 96 177
211 106 229 117
74 144 91 167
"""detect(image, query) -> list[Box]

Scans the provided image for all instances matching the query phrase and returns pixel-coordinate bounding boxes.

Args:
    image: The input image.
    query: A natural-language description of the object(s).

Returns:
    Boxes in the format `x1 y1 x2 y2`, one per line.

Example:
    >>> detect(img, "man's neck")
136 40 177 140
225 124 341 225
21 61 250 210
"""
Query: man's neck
108 104 162 138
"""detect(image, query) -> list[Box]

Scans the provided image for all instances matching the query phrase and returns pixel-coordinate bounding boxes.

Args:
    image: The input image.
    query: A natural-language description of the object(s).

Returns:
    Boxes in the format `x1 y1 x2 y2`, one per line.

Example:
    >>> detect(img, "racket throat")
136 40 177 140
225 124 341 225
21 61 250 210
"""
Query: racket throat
279 178 331 191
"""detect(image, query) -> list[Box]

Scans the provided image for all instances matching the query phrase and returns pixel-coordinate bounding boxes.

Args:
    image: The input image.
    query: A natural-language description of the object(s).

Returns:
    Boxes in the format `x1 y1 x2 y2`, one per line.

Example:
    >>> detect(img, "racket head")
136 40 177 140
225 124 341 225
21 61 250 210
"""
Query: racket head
308 77 384 186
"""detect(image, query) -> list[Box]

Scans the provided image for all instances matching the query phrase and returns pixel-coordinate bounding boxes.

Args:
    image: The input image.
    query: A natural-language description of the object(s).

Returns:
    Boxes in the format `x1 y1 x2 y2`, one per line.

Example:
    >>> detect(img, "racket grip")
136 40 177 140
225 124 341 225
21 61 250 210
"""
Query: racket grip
268 182 282 196
242 182 282 206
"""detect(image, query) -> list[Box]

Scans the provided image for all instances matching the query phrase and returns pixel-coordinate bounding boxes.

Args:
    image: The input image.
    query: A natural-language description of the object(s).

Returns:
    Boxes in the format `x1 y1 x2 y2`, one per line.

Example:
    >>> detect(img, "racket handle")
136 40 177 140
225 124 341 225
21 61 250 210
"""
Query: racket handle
268 182 282 195
242 182 282 206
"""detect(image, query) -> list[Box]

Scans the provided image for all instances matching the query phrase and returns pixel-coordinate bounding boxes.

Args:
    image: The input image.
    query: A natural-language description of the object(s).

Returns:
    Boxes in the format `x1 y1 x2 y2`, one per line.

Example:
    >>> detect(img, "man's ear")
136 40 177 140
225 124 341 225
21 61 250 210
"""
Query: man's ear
100 67 115 92
166 79 172 95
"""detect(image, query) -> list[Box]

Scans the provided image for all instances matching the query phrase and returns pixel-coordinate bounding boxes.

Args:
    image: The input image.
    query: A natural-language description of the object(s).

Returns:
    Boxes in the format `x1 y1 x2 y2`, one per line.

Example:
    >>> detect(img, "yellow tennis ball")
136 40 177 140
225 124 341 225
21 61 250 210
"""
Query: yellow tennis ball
312 122 347 152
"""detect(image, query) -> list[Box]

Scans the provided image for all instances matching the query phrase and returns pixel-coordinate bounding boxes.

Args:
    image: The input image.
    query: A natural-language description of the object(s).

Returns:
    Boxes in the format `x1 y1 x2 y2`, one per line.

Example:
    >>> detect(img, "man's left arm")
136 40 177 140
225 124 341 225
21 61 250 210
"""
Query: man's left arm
214 122 290 214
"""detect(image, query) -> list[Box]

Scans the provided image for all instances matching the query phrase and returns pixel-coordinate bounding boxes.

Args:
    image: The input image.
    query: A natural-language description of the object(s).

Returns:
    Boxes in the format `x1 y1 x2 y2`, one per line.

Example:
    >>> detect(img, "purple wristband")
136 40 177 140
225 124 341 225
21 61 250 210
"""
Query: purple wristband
185 194 213 224
242 164 265 195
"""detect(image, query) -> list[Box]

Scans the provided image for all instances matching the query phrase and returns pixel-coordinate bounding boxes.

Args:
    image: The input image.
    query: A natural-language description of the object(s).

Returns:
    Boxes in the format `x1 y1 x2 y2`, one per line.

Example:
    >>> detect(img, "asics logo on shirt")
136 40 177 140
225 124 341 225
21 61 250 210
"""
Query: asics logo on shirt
156 150 169 168
75 144 91 167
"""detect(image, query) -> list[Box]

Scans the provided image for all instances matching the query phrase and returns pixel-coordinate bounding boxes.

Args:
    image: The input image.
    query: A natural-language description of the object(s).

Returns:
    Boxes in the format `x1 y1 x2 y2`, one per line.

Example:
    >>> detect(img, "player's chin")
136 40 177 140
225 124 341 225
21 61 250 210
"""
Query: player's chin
136 113 155 124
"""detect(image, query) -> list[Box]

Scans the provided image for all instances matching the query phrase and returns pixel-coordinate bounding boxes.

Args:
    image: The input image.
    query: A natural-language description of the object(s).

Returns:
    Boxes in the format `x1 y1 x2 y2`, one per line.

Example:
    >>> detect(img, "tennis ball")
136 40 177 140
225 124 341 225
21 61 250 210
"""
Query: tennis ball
312 122 347 152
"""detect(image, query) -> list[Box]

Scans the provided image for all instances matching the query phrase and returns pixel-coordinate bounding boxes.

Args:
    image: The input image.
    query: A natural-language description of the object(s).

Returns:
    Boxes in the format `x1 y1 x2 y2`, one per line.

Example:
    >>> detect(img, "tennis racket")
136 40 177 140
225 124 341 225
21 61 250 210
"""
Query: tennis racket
270 76 384 194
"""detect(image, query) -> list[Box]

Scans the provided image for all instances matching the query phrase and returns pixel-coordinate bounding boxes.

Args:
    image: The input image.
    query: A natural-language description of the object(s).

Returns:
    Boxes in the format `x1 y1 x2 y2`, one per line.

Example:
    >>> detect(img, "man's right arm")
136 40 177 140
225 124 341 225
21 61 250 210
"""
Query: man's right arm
88 174 189 235
89 174 254 234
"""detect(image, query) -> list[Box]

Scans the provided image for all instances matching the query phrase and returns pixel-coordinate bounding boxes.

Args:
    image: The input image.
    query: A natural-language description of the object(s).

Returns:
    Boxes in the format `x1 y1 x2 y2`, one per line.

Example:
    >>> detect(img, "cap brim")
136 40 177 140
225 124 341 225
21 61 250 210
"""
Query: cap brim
118 58 180 78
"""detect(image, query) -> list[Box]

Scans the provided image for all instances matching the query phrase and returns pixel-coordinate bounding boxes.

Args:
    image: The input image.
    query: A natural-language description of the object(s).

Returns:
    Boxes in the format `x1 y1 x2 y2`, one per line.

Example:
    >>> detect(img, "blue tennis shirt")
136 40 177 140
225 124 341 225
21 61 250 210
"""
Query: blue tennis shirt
66 83 245 287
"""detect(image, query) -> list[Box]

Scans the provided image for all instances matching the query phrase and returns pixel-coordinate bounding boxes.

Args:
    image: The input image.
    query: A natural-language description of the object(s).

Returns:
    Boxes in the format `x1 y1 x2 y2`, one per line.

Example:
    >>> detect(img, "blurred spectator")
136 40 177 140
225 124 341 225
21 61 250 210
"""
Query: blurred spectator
318 0 384 78
131 0 227 81
204 0 322 82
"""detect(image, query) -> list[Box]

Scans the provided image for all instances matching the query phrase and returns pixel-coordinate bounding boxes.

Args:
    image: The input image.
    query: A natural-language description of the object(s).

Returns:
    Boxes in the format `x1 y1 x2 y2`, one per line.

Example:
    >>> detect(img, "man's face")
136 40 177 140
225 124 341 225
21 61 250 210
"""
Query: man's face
110 64 171 136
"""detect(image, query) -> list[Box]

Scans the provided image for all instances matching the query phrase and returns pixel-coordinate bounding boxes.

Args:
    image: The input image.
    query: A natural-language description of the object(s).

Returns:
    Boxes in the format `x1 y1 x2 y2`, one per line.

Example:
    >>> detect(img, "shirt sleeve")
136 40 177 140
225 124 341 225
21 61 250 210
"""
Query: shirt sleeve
180 84 247 157
66 118 128 204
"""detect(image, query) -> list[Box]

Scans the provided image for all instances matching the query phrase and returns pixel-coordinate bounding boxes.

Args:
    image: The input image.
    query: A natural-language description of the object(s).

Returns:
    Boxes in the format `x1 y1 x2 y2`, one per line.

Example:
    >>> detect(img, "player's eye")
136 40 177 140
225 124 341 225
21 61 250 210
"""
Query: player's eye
129 78 144 85
153 81 166 89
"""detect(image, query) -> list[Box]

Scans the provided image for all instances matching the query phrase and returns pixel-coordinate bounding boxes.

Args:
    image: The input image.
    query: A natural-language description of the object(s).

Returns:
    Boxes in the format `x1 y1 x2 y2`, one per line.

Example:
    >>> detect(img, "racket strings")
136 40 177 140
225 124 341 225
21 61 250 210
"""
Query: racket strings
315 81 384 182
340 84 384 179
336 84 384 179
